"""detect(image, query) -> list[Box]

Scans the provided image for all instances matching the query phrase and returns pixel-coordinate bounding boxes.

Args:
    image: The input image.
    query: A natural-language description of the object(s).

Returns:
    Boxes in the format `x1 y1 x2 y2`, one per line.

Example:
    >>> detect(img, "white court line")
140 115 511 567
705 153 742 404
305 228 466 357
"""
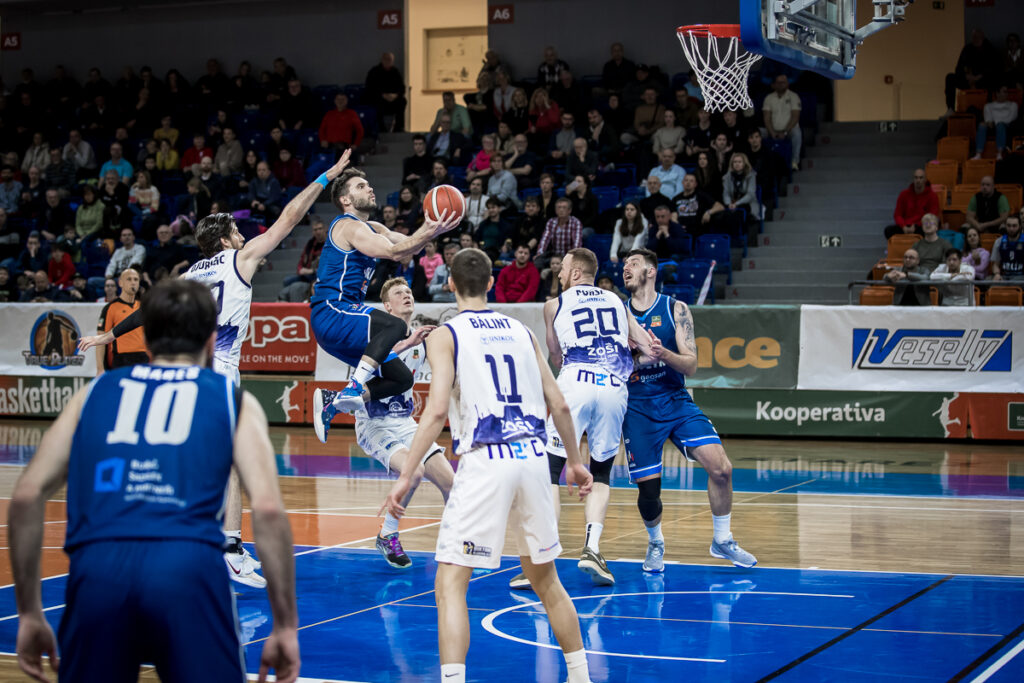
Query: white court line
969 638 1024 683
247 676 368 683
292 520 442 558
0 573 68 592
0 603 64 623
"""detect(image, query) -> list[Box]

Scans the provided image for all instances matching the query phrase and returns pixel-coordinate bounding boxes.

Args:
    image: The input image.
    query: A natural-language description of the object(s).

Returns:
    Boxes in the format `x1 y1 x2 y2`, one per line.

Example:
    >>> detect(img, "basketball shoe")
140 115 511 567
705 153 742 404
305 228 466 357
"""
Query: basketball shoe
225 548 266 588
642 539 665 573
508 572 531 590
313 388 338 443
710 537 757 568
376 531 412 569
578 548 614 586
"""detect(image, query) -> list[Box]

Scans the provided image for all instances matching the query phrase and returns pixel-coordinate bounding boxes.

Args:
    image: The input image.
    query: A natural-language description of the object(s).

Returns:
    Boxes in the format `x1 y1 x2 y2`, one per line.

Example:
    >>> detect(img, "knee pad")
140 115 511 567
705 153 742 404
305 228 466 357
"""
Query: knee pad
636 477 662 522
589 456 613 486
547 451 565 485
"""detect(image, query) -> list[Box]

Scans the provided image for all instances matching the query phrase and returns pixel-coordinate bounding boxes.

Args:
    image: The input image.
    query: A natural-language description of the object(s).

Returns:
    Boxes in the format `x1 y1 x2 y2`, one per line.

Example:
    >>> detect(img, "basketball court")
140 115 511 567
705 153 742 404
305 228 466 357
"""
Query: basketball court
0 423 1021 682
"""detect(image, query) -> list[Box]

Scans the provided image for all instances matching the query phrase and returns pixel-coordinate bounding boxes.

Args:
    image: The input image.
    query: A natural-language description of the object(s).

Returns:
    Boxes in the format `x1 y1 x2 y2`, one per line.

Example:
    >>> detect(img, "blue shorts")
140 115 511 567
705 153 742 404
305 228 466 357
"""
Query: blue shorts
311 300 374 367
59 539 244 683
622 391 721 481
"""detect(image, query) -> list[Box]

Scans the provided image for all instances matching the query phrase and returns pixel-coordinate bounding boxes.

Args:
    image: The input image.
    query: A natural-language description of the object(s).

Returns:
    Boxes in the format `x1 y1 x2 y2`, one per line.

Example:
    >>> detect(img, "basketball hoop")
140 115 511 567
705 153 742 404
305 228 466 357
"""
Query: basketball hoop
676 24 761 113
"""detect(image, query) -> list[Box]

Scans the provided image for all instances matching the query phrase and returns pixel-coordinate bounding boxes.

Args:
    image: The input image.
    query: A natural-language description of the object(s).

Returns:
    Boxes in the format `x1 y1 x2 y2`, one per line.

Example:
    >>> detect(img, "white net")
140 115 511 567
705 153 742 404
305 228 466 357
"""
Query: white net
676 27 761 113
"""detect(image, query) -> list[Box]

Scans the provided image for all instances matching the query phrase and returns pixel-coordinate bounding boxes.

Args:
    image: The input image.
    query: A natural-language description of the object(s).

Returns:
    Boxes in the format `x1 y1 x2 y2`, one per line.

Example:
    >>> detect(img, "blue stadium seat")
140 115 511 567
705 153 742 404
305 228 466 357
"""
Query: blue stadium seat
621 186 646 204
296 130 320 161
600 260 625 289
616 163 637 186
938 229 965 251
386 191 399 207
353 105 378 138
584 234 613 263
519 187 541 201
695 233 732 284
245 131 267 155
593 186 620 213
677 258 716 303
580 75 603 91
237 111 271 135
660 283 695 304
159 173 186 197
671 72 689 90
595 169 633 189
343 84 366 105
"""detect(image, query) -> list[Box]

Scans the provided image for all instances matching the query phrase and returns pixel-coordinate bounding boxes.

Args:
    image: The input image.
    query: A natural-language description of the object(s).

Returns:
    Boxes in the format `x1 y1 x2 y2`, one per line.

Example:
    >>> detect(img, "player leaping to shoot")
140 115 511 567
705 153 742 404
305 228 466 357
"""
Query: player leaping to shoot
309 170 460 443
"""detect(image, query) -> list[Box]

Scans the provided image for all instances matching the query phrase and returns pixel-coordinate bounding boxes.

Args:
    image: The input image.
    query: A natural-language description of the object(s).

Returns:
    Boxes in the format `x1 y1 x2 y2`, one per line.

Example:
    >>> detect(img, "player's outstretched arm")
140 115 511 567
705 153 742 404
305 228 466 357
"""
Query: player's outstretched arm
345 208 460 263
9 387 87 682
233 393 300 683
381 327 454 518
239 149 353 278
78 308 144 352
542 298 563 370
532 333 592 499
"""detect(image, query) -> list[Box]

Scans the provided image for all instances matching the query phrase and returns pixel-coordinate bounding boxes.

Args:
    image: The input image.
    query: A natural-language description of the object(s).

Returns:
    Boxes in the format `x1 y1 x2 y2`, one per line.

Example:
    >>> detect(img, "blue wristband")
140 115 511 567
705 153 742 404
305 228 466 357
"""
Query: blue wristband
315 172 330 188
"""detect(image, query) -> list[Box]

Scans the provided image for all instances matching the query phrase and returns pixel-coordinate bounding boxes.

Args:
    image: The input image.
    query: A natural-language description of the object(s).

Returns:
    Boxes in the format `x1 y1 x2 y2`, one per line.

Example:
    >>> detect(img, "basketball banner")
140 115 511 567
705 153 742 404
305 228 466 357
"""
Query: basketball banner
797 306 1024 393
0 303 103 377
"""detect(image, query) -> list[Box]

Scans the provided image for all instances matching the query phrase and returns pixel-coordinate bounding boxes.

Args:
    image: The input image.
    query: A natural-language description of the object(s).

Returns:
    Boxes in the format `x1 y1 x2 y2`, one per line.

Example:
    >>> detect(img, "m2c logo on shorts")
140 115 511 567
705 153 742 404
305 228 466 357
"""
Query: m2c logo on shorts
463 541 492 557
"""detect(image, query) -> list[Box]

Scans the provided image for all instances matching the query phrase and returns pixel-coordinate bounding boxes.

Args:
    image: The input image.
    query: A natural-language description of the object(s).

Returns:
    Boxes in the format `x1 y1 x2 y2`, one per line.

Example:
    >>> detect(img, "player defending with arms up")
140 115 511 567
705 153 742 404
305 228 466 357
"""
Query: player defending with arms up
310 171 460 443
621 249 756 571
356 277 455 569
10 279 298 683
382 249 595 683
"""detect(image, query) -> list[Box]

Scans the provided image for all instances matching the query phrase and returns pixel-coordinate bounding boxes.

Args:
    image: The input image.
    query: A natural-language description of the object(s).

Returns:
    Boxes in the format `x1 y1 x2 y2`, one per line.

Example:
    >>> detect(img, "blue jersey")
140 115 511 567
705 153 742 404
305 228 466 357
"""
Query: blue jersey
64 364 238 552
996 235 1024 279
626 294 687 403
310 213 379 306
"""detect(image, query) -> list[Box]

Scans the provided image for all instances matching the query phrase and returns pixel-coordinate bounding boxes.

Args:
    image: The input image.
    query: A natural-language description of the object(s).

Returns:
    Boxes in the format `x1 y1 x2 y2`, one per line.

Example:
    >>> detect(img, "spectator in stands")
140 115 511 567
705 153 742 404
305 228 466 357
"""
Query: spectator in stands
57 272 95 302
602 42 636 94
155 138 179 173
466 133 498 181
56 224 83 264
585 108 618 165
41 190 74 241
673 88 700 129
187 156 225 202
480 50 506 80
720 111 749 154
491 69 516 121
277 79 313 131
153 115 179 149
100 142 133 184
20 271 58 302
639 175 673 222
246 161 283 220
652 109 686 157
432 91 473 137
566 137 598 182
99 276 118 303
0 265 15 302
550 69 587 121
672 173 727 238
143 223 188 287
621 87 665 147
44 147 75 197
1005 33 1024 88
419 240 443 283
537 173 558 219
237 149 260 192
425 159 453 192
81 94 116 137
125 87 157 135
63 129 97 179
465 72 495 135
486 153 519 209
104 226 146 282
966 176 1010 233
888 168 940 239
763 74 802 171
279 215 326 289
46 240 74 288
722 153 760 226
396 185 422 228
463 177 489 230
695 151 722 201
403 134 433 190
974 85 1018 160
596 273 627 301
991 214 1023 281
527 88 561 149
746 129 782 221
537 254 563 300
76 185 104 238
538 46 569 88
22 132 50 174
503 87 530 135
214 126 243 176
609 201 648 262
176 178 212 227
379 205 399 232
566 175 599 234
536 197 582 264
648 149 686 200
622 64 663 108
506 133 539 189
646 205 689 260
429 241 461 302
946 29 1002 114
427 113 468 164
512 196 545 251
320 93 369 161
181 134 212 173
549 112 579 162
710 132 734 175
495 121 515 155
98 169 131 234
128 170 162 236
496 244 541 303
363 51 406 133
272 147 305 188
474 198 508 260
912 214 954 274
931 248 975 306
15 232 47 280
1 165 25 213
20 167 46 219
884 248 930 306
963 226 991 279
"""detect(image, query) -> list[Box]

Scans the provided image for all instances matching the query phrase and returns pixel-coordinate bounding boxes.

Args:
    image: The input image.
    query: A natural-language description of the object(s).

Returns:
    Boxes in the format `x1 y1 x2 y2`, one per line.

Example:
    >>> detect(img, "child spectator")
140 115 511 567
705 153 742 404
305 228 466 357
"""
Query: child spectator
418 240 444 282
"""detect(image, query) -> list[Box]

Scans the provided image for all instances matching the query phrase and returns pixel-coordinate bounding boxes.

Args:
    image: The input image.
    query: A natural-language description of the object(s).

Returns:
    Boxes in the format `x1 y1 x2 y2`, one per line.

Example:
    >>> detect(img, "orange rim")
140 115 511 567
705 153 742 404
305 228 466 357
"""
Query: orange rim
676 24 742 39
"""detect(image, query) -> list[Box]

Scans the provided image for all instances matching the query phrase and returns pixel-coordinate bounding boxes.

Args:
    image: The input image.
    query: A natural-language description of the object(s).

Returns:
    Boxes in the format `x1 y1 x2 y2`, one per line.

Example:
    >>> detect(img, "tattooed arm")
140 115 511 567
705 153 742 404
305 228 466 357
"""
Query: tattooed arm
645 300 699 377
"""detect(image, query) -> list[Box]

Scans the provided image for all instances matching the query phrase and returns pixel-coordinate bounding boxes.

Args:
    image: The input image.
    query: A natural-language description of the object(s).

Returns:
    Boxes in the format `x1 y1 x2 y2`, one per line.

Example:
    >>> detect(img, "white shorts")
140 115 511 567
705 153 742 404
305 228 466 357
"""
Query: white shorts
354 415 443 473
213 358 240 388
545 366 628 462
435 437 561 569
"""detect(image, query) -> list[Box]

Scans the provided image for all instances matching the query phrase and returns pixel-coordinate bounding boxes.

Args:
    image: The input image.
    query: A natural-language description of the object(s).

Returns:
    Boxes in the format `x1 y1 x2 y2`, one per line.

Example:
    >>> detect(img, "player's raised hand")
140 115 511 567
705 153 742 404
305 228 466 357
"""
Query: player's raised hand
380 474 412 519
408 325 437 346
565 462 593 500
324 148 353 181
424 208 460 237
16 613 58 683
258 626 300 683
77 330 114 353
635 329 662 366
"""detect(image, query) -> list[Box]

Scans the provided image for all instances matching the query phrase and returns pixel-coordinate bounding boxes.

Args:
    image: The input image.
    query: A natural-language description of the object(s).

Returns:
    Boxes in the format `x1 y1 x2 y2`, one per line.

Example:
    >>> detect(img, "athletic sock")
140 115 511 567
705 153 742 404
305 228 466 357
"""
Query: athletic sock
712 514 732 544
646 522 664 543
564 648 590 683
585 522 603 553
224 529 242 554
352 361 376 386
381 513 400 536
440 663 465 682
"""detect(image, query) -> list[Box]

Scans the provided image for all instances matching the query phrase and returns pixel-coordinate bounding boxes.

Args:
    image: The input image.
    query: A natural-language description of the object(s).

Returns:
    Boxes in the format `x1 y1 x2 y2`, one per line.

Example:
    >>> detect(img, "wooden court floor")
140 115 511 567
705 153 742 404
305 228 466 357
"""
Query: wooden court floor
0 420 1020 680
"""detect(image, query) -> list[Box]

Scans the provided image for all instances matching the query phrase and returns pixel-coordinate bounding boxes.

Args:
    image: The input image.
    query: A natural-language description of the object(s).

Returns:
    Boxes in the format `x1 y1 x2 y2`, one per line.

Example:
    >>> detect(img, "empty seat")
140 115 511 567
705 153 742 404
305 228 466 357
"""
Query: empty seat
925 159 958 189
592 186 620 213
949 185 978 213
980 233 1000 251
661 283 695 304
937 136 970 164
962 158 996 185
955 89 988 113
946 113 976 140
995 184 1023 213
859 286 895 306
986 286 1023 306
695 233 732 284
930 183 948 206
677 258 715 303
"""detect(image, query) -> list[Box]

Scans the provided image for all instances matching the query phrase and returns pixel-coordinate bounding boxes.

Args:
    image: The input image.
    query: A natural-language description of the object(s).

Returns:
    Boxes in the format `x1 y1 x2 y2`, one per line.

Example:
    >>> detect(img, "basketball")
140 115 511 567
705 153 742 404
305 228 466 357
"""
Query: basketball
422 185 465 224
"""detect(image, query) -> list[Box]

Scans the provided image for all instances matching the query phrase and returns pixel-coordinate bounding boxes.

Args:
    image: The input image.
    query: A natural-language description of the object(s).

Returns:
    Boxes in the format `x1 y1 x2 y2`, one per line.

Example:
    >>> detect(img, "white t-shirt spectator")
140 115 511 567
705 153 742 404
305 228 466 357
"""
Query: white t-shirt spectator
931 262 976 306
463 193 489 229
763 90 802 132
983 101 1018 125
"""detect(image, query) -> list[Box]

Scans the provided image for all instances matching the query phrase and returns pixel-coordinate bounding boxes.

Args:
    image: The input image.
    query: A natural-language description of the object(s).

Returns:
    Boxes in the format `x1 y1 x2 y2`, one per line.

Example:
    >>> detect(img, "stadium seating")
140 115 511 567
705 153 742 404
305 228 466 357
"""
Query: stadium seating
937 137 970 164
887 234 920 266
986 286 1023 306
925 159 958 189
962 158 995 185
931 183 948 207
676 258 715 303
980 233 1000 252
584 234 613 263
592 186 620 212
955 89 988 113
938 229 965 251
946 113 975 140
859 286 895 305
660 283 695 304
695 233 732 284
996 184 1023 213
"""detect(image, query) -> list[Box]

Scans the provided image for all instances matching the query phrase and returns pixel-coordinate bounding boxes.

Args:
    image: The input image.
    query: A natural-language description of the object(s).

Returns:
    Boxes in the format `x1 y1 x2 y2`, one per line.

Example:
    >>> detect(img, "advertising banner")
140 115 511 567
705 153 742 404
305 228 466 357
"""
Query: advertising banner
688 305 799 389
0 375 93 417
798 306 1023 393
0 303 103 377
239 303 317 372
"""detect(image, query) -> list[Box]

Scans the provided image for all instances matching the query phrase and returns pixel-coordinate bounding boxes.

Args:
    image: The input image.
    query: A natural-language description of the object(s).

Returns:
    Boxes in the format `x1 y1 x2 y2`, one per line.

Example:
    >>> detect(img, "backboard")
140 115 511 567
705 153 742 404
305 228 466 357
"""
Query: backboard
739 0 913 80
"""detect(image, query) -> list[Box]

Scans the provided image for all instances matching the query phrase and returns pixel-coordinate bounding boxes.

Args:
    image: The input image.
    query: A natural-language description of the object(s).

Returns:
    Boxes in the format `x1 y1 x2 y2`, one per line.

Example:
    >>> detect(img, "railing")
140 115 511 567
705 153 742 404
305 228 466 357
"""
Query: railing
846 280 1012 306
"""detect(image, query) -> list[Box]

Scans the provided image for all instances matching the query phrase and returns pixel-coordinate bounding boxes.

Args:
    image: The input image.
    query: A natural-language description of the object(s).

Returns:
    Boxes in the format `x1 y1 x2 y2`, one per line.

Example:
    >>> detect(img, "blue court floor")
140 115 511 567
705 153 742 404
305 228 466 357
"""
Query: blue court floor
1 549 1022 682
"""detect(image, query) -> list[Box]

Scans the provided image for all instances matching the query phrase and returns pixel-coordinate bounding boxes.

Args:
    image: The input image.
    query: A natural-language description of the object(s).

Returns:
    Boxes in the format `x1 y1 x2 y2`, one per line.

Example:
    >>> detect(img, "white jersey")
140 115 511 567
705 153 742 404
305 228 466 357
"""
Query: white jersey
355 341 427 421
444 309 547 455
183 249 251 370
553 285 633 381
